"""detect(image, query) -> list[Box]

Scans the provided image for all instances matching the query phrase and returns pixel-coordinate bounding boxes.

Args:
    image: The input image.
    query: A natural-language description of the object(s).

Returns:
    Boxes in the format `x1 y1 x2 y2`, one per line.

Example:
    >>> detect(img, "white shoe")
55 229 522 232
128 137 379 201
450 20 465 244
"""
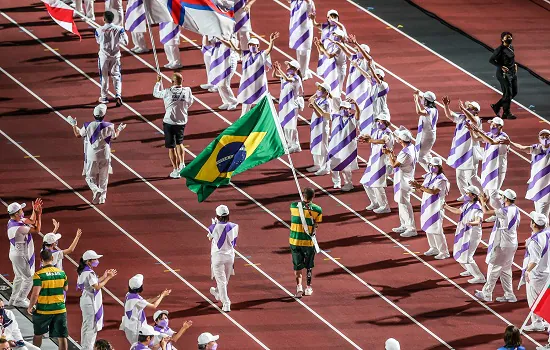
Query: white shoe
169 169 181 179
304 286 313 296
333 184 341 189
485 216 497 223
164 63 174 69
115 95 123 107
200 84 213 90
209 287 220 301
537 344 550 350
98 197 106 205
133 47 149 54
467 277 486 284
392 226 406 233
434 252 450 260
12 299 30 308
288 146 301 153
295 285 303 298
306 165 320 172
222 303 231 312
170 63 183 69
474 290 492 302
208 87 219 92
365 203 379 210
227 104 238 111
341 184 354 192
456 195 467 201
495 295 517 303
218 104 229 110
459 270 472 277
524 323 546 332
374 207 391 214
400 229 418 238
98 97 109 104
178 163 186 172
315 169 330 176
424 248 439 256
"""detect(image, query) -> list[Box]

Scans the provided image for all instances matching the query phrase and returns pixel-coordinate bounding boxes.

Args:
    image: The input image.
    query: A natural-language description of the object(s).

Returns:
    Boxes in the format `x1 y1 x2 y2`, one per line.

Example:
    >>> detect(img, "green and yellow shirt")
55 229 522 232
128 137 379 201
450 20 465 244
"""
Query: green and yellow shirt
289 201 323 247
32 265 67 315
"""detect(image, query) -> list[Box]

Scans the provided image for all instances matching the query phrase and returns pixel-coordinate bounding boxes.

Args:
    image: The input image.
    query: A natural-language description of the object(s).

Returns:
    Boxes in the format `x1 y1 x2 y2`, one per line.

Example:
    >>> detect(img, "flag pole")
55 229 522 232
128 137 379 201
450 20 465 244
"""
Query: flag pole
519 273 550 333
142 1 162 80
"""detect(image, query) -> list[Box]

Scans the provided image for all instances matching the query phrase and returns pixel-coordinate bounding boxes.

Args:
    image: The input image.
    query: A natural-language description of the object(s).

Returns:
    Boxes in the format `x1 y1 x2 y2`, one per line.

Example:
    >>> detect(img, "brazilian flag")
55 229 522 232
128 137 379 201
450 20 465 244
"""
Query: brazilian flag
180 96 286 202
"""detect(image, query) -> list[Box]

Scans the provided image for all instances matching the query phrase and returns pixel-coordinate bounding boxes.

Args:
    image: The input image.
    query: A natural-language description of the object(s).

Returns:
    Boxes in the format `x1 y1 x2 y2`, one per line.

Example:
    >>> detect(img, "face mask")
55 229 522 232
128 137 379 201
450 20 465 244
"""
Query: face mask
20 211 24 219
327 19 334 25
504 38 512 44
463 195 471 202
377 122 386 130
430 166 438 173
210 344 218 350
149 338 154 347
540 138 550 147
287 69 295 75
158 319 169 328
341 109 350 117
467 108 476 114
249 46 258 53
91 260 99 268
315 90 323 97
356 52 363 59
490 127 499 135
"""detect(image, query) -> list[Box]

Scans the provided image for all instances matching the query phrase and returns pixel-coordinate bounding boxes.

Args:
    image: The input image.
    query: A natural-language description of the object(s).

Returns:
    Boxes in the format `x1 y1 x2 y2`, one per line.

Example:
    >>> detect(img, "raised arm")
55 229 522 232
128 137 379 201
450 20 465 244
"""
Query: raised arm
92 269 117 290
413 91 428 116
309 13 321 28
478 194 496 216
308 96 331 119
367 62 381 85
62 228 82 256
145 289 171 310
330 39 354 57
220 37 240 54
171 321 193 343
443 203 462 215
264 32 280 56
441 96 454 122
348 98 361 120
509 140 532 154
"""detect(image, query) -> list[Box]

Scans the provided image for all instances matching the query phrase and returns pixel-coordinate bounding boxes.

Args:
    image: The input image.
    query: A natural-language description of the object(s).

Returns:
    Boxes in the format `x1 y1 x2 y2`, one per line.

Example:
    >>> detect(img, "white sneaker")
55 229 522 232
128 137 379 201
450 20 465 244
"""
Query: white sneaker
170 63 183 69
536 344 550 350
341 184 354 192
485 216 497 223
392 226 406 233
227 104 238 111
178 163 186 172
133 47 149 54
164 62 174 69
288 146 301 153
468 277 486 284
495 295 517 303
98 197 106 205
315 168 330 176
474 290 492 302
459 270 472 277
218 104 229 110
304 286 313 296
456 195 467 201
295 285 303 298
365 203 379 210
333 184 342 189
208 87 219 92
400 229 418 238
169 169 181 179
209 287 220 301
434 252 450 260
222 303 231 312
306 165 320 172
200 84 213 90
424 248 439 256
98 97 109 104
524 323 546 332
374 207 391 214
12 299 30 308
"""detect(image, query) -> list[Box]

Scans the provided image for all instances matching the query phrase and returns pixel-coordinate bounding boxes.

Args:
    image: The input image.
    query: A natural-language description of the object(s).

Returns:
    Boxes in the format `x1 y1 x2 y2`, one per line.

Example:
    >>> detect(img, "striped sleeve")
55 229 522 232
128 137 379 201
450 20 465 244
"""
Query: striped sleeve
33 272 42 286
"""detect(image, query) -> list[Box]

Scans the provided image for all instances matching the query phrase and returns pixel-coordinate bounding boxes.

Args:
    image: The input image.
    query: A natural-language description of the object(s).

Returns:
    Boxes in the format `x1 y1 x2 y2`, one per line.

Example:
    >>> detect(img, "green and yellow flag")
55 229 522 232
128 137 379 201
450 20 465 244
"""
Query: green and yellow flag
180 96 286 202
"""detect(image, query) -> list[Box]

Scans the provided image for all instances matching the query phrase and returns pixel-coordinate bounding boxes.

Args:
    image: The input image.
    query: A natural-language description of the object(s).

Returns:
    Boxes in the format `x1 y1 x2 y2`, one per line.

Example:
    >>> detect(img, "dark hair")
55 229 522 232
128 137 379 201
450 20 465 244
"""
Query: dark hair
138 335 150 343
295 68 303 80
503 325 521 347
40 249 53 263
434 165 444 175
0 339 8 346
94 115 105 121
42 242 52 251
217 215 229 223
129 286 144 294
104 10 114 23
198 345 207 350
532 220 546 230
303 187 315 201
501 31 513 40
77 257 87 275
424 100 436 108
94 339 112 350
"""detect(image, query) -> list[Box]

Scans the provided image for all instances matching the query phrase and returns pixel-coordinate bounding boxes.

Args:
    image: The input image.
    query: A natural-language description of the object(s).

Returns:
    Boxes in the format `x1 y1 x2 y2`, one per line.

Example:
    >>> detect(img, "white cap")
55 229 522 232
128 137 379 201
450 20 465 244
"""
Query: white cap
333 28 345 38
248 38 259 45
539 129 550 136
82 250 103 261
374 68 385 78
530 211 549 227
375 114 390 122
153 310 169 321
315 82 331 92
216 205 229 216
7 202 26 215
463 185 480 196
43 233 62 245
423 91 436 102
93 104 107 118
430 157 443 166
286 60 300 70
339 101 352 109
385 338 401 350
139 324 160 337
198 332 219 345
395 128 413 142
469 101 481 112
360 44 370 54
489 117 504 126
129 273 144 289
499 189 517 200
327 9 338 17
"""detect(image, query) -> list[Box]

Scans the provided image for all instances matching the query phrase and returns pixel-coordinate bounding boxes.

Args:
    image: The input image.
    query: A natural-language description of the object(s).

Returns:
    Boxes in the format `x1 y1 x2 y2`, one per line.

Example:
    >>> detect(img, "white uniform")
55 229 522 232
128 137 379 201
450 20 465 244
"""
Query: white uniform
279 74 303 152
482 204 519 299
394 144 417 231
209 39 238 106
105 0 124 25
237 49 271 115
160 23 181 66
527 143 550 218
0 309 40 350
7 219 35 306
42 248 64 271
310 96 331 170
415 106 438 172
317 22 346 78
153 325 176 350
420 172 450 254
480 131 509 209
95 23 129 100
320 40 346 97
74 0 95 20
360 127 393 209
77 267 104 350
519 228 550 327
345 54 375 135
328 111 359 187
233 0 252 51
208 222 239 307
453 201 484 279
125 0 147 51
153 83 193 126
79 120 117 202
447 112 482 197
289 0 315 79
120 293 147 344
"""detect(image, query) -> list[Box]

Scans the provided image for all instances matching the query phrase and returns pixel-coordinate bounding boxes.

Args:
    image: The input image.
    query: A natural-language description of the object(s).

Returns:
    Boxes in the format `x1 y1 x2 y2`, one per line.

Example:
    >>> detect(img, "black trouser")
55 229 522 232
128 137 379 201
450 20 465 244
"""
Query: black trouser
494 69 518 116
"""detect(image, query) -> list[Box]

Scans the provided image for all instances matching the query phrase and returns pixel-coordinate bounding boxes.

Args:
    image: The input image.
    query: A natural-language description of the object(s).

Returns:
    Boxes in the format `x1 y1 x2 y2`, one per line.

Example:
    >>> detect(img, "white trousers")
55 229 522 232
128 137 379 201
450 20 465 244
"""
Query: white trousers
313 155 328 169
332 170 352 186
426 233 449 254
336 64 347 93
417 137 435 172
398 202 415 230
131 32 147 50
124 330 138 345
98 56 122 98
481 247 516 298
241 104 255 116
74 0 94 19
80 301 97 350
237 31 251 52
8 253 34 304
535 201 550 218
527 278 546 325
164 44 181 65
284 128 301 151
485 188 504 210
218 60 238 105
364 186 389 209
212 254 234 306
456 168 480 196
85 159 110 201
297 49 312 79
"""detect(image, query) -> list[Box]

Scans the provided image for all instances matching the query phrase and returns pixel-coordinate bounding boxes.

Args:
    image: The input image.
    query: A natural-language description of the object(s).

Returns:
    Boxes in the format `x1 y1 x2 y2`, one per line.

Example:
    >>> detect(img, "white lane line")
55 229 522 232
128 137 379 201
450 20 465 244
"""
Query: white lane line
0 69 361 350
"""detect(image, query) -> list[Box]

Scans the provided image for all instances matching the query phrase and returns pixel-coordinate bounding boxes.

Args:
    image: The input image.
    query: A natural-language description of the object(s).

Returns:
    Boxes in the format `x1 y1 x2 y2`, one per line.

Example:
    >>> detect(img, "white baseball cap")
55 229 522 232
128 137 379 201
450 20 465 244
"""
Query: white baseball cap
499 189 517 201
7 202 26 215
82 250 103 261
489 117 504 126
385 338 401 350
375 114 390 122
530 211 549 227
216 205 229 216
374 68 385 78
468 101 481 112
139 324 160 337
395 129 413 142
43 233 62 245
129 273 144 289
463 185 480 196
360 44 371 54
248 38 259 45
198 332 219 345
423 91 436 102
94 104 107 118
430 157 443 166
327 9 339 17
539 129 550 136
286 60 300 70
333 28 345 38
315 82 331 92
153 310 169 321
339 101 352 109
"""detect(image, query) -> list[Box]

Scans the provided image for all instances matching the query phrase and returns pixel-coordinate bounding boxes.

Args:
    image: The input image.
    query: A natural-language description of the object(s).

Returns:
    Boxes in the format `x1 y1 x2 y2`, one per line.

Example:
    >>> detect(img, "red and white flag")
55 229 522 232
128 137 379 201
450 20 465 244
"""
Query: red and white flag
41 0 81 40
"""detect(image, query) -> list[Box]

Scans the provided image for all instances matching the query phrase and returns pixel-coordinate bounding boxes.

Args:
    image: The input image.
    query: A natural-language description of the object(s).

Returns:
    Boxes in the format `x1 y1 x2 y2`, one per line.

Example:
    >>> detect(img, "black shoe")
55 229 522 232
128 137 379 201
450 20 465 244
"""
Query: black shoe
490 104 500 117
503 113 517 120
115 96 123 107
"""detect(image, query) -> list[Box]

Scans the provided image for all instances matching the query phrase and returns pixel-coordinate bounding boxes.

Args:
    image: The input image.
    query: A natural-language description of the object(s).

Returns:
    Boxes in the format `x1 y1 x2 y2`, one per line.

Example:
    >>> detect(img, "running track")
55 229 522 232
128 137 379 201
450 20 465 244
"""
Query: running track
0 0 549 348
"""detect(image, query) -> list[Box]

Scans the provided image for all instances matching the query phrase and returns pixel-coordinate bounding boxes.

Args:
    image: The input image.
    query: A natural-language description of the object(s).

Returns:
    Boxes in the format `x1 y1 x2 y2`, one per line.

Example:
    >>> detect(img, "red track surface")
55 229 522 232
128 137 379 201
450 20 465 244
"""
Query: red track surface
1 0 550 349
410 0 550 80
